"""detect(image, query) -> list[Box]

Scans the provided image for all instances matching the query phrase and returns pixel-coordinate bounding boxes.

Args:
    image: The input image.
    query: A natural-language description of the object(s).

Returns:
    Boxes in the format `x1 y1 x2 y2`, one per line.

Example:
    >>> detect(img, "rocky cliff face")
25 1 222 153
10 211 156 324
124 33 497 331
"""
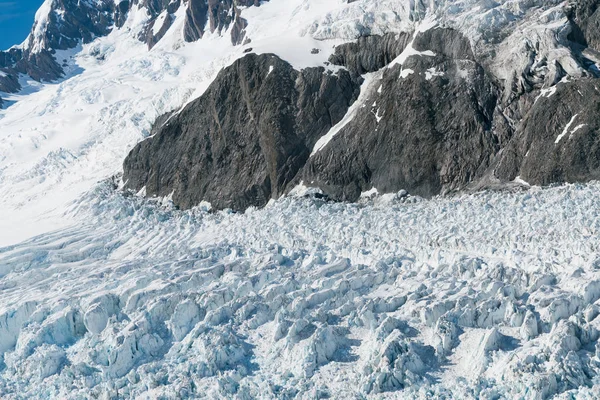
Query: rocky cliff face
123 53 360 211
121 27 500 207
494 79 600 185
567 0 600 49
328 32 412 75
183 0 262 45
122 0 600 211
303 28 500 201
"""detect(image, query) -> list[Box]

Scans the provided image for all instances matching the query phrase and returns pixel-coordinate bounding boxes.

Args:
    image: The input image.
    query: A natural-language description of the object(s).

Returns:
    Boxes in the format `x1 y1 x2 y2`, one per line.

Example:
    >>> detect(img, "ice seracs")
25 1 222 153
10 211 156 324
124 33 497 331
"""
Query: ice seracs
0 182 599 398
1 0 600 399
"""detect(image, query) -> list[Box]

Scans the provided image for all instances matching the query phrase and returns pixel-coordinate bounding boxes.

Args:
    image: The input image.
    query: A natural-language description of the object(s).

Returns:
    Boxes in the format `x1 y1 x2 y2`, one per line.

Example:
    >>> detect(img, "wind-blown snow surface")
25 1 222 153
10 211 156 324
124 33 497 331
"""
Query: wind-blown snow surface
1 184 600 399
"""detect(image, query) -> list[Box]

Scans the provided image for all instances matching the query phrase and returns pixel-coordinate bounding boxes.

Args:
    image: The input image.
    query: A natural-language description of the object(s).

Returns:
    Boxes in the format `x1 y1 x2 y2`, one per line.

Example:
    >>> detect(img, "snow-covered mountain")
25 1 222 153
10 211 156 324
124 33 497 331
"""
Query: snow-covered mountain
1 0 600 398
0 0 263 95
121 0 600 211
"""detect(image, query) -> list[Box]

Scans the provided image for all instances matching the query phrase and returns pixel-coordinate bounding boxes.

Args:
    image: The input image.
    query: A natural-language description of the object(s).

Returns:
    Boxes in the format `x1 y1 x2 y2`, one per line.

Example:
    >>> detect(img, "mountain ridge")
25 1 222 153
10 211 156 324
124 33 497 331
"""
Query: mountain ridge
2 0 600 213
0 0 268 103
122 1 600 210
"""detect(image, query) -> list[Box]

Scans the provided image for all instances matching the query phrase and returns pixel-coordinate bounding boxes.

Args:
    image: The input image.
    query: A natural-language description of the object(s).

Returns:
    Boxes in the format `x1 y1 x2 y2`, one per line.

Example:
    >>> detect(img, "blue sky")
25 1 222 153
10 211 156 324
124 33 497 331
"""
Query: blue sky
0 0 44 50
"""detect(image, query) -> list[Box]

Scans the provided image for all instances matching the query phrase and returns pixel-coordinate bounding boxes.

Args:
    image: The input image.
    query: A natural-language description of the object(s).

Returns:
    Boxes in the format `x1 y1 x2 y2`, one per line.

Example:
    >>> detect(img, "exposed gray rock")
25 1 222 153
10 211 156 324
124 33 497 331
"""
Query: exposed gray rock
30 0 115 52
566 0 600 50
123 53 360 211
494 79 600 185
146 12 175 49
183 0 268 46
142 0 265 46
0 49 22 68
412 27 475 61
0 49 63 94
183 0 209 42
122 20 600 211
138 0 182 48
303 28 500 201
0 48 34 92
114 0 131 28
123 28 506 209
230 8 249 46
0 70 20 93
16 51 64 83
329 33 412 75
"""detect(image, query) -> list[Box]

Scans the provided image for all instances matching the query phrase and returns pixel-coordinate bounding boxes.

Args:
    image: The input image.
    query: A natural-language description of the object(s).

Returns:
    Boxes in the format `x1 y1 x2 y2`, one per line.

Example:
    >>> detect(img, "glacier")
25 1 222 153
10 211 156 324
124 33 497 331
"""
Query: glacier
1 0 600 398
1 183 600 398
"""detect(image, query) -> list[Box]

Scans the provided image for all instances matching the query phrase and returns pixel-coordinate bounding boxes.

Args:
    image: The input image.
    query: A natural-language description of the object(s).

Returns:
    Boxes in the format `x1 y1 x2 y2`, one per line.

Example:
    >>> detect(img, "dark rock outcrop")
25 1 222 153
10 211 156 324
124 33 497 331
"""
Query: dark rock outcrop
148 14 174 48
122 22 600 211
140 0 181 48
0 49 63 94
303 28 499 201
230 8 250 46
32 0 115 52
123 53 360 210
566 0 600 50
329 32 412 75
0 50 22 95
494 79 600 185
183 0 267 46
17 51 64 83
122 28 505 209
0 70 20 93
412 28 475 61
146 12 175 49
183 0 209 43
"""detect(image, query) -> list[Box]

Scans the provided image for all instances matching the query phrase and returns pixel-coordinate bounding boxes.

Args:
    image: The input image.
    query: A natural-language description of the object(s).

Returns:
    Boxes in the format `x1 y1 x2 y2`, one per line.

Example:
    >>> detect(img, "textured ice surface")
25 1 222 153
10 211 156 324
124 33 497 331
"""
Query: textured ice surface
1 183 600 398
1 0 600 398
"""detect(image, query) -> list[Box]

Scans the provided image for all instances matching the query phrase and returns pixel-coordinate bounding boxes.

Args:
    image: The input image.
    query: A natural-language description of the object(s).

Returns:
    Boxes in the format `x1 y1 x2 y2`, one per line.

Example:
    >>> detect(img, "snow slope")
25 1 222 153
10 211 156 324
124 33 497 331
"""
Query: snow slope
0 0 345 246
1 0 600 398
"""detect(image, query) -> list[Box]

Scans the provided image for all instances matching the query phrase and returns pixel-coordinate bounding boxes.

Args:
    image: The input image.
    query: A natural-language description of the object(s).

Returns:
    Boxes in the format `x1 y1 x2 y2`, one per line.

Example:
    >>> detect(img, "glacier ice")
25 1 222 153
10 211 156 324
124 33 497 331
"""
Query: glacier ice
0 183 598 398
